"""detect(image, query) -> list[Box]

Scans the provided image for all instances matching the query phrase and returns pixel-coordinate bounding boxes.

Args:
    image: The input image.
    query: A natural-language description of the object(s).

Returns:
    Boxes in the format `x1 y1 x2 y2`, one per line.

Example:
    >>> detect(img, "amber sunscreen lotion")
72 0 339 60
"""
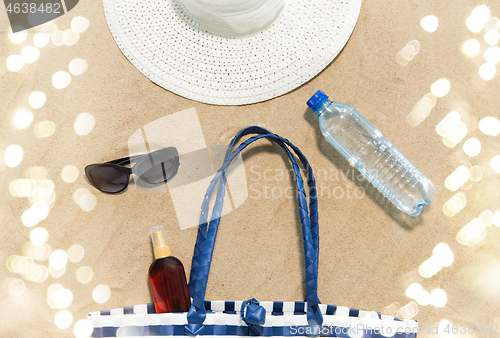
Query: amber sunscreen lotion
148 225 191 313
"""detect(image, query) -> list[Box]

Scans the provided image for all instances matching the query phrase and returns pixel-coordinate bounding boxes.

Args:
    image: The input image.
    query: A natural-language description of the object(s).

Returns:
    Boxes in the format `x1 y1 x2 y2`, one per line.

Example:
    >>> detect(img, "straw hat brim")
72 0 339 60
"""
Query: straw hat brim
103 0 362 105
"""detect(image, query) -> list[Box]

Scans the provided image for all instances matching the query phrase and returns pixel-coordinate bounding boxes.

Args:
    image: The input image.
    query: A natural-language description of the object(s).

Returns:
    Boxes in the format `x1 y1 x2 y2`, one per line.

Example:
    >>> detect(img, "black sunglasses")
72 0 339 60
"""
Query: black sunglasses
85 147 179 193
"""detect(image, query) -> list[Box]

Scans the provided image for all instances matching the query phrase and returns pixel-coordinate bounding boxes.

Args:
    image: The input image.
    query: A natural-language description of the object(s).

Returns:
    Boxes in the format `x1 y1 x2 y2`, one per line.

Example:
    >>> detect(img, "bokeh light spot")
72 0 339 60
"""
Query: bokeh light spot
491 155 500 173
443 137 457 148
54 310 73 329
37 180 54 198
24 242 52 261
493 211 500 227
467 15 485 33
419 255 442 278
74 319 93 338
443 135 455 147
79 193 97 212
462 39 480 57
61 165 80 183
29 91 47 109
25 264 48 283
47 283 63 308
457 218 486 246
485 46 500 64
402 46 415 60
473 5 491 24
22 208 40 227
436 111 461 137
30 227 48 245
49 249 68 270
442 192 466 217
429 289 447 307
446 122 467 145
480 210 493 227
54 288 73 309
92 284 111 304
51 30 65 46
33 32 50 48
35 121 56 138
485 29 500 45
49 266 66 278
28 166 48 181
68 245 84 263
397 41 420 66
467 5 490 33
399 302 418 320
73 188 90 204
463 138 481 156
479 116 500 136
52 71 71 89
403 45 416 57
396 53 409 66
421 15 439 32
469 165 482 182
433 243 454 267
71 16 90 33
407 93 437 126
406 283 423 300
6 54 25 72
9 255 34 274
9 30 27 43
430 78 450 98
22 46 40 64
486 16 499 30
64 29 80 46
7 278 26 296
9 179 37 197
416 291 430 306
69 58 88 76
76 266 94 284
478 62 496 80
74 113 96 135
4 144 24 167
13 110 34 129
445 165 470 191
407 40 421 54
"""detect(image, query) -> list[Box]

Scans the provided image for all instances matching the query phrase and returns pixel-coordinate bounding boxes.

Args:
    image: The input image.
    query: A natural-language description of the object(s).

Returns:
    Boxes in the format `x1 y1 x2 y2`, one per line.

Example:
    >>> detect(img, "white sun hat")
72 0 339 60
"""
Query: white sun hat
102 0 362 105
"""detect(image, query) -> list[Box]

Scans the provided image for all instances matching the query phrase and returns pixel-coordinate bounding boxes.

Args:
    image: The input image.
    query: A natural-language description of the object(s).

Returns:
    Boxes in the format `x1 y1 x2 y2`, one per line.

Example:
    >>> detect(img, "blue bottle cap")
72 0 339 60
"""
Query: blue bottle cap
307 90 329 112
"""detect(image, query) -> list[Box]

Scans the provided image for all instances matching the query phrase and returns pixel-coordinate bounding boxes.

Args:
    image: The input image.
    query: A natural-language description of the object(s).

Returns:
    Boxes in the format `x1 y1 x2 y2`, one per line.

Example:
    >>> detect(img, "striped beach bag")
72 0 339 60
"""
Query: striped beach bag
89 127 419 337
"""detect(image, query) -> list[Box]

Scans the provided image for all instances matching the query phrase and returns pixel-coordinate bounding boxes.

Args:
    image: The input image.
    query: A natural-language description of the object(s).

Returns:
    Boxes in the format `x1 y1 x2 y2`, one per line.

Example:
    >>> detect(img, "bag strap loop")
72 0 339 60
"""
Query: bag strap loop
186 127 322 334
189 127 320 288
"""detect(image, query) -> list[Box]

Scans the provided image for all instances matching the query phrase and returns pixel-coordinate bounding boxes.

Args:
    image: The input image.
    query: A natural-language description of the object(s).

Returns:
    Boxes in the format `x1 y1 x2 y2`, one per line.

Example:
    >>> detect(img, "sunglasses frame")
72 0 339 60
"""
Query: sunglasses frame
85 147 180 194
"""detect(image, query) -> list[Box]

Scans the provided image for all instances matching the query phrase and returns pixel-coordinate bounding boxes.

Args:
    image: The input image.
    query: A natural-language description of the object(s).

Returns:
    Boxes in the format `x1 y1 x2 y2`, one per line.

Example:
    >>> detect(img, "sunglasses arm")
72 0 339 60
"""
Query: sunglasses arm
106 148 179 166
106 154 145 166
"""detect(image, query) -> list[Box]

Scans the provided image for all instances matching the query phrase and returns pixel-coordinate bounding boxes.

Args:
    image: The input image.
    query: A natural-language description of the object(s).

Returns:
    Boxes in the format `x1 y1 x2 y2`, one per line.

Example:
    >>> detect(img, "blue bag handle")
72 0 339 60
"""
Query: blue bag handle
185 127 322 336
189 127 320 293
189 127 320 289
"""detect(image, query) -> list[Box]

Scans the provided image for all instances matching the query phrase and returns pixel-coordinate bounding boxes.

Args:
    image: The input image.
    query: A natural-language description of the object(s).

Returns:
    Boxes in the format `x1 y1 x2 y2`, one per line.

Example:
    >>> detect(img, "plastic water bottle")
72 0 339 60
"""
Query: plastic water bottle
307 90 436 216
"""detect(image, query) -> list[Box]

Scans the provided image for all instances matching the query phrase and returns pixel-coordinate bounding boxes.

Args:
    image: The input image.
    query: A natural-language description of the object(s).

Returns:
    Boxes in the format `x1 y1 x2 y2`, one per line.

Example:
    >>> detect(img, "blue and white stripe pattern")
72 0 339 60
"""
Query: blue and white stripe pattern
89 301 419 337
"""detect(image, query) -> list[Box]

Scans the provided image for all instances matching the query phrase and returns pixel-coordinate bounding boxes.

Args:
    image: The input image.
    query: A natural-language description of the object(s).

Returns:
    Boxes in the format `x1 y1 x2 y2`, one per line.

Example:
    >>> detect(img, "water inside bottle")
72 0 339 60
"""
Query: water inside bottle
318 101 436 216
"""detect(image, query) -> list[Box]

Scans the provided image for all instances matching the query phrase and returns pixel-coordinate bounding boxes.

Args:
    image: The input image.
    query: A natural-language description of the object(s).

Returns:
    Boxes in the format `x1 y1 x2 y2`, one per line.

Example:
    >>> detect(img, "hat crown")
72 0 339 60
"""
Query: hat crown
177 0 286 37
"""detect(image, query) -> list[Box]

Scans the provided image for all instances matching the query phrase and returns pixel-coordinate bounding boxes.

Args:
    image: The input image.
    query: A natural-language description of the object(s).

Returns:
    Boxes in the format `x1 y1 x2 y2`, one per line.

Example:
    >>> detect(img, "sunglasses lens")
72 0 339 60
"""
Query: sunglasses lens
135 149 178 184
86 165 129 192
